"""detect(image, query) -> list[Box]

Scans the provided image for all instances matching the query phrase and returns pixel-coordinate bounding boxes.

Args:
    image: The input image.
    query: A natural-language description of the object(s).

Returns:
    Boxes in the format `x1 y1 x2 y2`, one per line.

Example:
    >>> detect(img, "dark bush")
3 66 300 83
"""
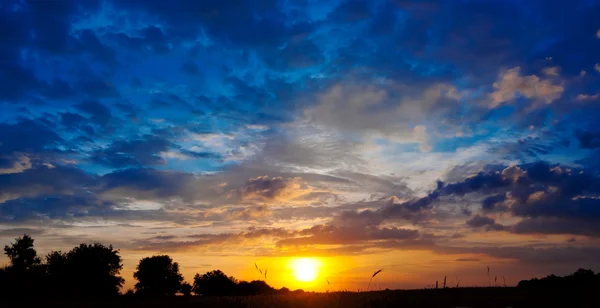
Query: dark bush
518 268 600 289
193 270 238 296
134 255 184 296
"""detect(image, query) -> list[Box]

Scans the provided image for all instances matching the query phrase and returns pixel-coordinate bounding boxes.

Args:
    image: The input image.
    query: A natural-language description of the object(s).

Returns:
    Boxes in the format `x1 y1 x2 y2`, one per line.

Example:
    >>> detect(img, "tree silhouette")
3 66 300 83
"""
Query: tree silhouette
134 255 184 296
236 280 276 296
1 235 290 299
568 268 596 286
46 243 124 297
1 234 47 298
193 270 237 296
181 282 193 296
518 268 600 289
45 250 68 294
45 251 67 277
3 234 41 271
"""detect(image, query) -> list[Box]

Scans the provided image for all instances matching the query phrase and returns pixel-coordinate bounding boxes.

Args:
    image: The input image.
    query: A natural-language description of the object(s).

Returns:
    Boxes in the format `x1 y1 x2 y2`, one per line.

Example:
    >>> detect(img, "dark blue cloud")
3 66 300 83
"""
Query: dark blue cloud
75 101 113 126
0 164 212 222
180 61 202 76
179 149 221 160
512 217 600 237
0 0 106 102
43 79 78 100
75 29 118 66
0 195 113 222
90 135 172 168
99 168 193 197
481 194 507 212
0 61 43 102
110 26 172 55
369 161 600 236
114 0 291 48
27 0 100 53
264 39 326 70
0 119 63 157
0 165 96 206
60 112 88 129
576 130 600 149
466 215 506 231
328 0 373 23
76 77 120 99
440 162 600 235
512 192 600 221
442 172 510 196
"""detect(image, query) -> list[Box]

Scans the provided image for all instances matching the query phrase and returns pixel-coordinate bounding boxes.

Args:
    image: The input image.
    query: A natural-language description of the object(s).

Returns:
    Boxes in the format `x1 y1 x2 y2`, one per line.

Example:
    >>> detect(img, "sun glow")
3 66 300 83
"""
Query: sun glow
290 258 321 282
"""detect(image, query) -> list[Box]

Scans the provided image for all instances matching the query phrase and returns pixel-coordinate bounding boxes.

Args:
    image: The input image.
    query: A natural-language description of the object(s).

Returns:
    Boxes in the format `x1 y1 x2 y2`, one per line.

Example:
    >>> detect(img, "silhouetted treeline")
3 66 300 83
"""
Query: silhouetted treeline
191 269 301 296
0 234 294 298
1 235 124 298
518 268 600 289
11 234 599 299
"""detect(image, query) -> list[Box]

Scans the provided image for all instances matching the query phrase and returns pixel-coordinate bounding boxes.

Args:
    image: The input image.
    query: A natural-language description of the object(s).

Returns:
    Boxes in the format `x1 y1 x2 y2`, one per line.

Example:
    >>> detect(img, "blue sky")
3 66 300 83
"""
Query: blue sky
1 0 600 290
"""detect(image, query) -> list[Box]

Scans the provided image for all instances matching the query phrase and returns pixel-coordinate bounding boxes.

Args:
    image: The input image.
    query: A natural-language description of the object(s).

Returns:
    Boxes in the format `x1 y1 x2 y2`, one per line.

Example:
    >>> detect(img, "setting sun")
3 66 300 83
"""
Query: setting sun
290 258 321 282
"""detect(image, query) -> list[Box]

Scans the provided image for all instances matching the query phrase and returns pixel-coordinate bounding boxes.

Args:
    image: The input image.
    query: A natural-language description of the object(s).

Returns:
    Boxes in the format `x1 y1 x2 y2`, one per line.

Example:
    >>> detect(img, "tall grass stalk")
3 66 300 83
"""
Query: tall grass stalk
367 269 382 291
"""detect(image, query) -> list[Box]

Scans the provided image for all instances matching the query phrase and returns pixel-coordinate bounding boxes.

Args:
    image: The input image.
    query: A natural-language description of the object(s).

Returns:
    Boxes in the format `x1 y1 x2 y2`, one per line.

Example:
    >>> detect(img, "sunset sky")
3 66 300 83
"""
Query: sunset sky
2 0 600 291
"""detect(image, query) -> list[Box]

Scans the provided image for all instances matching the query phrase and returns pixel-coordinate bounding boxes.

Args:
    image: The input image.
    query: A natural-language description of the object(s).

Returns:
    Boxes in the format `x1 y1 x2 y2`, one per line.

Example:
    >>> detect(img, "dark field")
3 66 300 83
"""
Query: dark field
10 288 599 308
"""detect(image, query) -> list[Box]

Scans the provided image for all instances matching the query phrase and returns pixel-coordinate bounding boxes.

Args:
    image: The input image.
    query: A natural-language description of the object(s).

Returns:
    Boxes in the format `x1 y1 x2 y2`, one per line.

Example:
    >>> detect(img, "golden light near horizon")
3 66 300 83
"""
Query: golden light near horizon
290 258 321 282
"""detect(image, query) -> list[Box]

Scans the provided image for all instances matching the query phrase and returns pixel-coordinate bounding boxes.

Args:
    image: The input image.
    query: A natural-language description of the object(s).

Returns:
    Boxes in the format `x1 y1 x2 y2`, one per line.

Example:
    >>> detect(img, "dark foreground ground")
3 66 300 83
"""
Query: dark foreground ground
9 287 599 308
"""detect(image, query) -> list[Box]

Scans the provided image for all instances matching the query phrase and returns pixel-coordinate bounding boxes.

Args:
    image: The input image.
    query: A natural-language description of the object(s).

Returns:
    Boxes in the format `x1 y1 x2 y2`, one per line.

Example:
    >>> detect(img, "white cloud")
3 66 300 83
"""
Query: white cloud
186 130 264 162
118 199 164 211
580 70 587 77
502 165 526 183
412 125 432 152
576 93 600 101
307 84 389 133
189 132 234 145
160 151 192 160
526 191 546 203
595 63 600 72
306 83 464 137
285 83 508 194
0 156 32 174
489 67 564 108
260 120 367 172
596 29 600 39
542 66 559 76
245 124 269 131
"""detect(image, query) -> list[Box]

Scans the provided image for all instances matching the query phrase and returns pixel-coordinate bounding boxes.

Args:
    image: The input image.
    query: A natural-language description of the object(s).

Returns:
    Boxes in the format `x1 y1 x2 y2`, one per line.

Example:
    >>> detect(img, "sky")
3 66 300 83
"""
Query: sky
1 0 600 292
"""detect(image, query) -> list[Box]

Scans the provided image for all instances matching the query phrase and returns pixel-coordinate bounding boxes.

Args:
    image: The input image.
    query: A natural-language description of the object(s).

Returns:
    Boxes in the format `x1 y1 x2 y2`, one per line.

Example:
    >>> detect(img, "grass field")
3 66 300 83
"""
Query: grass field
9 287 598 308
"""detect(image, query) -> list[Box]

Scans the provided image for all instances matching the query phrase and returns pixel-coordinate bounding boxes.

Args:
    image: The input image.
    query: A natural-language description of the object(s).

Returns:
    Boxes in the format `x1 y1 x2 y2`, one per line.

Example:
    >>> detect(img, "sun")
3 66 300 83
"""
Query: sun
290 258 321 282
